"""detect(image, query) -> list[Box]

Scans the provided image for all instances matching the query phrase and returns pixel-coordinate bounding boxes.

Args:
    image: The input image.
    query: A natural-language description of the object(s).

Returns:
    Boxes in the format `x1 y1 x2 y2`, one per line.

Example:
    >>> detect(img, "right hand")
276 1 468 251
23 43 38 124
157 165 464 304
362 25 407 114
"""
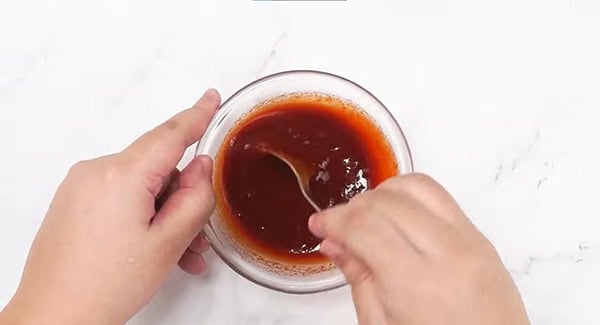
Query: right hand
308 174 529 325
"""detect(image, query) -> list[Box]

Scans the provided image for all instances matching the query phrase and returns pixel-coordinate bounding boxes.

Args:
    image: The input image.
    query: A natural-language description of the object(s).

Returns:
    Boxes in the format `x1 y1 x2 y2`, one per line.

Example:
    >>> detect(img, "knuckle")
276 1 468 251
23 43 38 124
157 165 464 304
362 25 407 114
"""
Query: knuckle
68 160 90 175
402 173 437 189
379 173 440 198
100 164 125 184
376 174 423 191
157 118 188 149
98 156 129 183
377 175 403 191
192 185 217 213
345 204 370 229
476 239 499 264
86 156 129 184
161 118 180 132
373 183 401 200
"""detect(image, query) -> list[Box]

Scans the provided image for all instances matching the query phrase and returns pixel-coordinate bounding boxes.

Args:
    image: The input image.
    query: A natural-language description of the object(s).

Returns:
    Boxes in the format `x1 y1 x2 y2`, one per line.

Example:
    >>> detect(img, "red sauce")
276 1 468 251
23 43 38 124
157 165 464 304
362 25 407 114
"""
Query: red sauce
215 94 397 264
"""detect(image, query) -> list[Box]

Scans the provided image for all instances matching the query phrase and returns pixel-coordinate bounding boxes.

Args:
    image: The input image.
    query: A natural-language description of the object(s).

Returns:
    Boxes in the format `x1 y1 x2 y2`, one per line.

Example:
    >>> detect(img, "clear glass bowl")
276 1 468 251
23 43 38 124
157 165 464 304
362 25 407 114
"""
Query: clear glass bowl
195 70 413 293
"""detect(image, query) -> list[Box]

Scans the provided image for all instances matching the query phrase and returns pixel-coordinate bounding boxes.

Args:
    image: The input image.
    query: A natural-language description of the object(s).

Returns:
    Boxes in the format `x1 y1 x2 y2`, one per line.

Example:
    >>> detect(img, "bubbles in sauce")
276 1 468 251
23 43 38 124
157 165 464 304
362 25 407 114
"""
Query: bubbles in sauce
214 94 397 264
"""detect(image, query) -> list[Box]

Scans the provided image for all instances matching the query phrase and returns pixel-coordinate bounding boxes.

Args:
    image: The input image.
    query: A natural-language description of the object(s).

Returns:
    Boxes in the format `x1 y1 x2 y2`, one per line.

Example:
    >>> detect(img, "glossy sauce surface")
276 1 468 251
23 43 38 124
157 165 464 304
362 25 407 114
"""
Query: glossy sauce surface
215 95 397 264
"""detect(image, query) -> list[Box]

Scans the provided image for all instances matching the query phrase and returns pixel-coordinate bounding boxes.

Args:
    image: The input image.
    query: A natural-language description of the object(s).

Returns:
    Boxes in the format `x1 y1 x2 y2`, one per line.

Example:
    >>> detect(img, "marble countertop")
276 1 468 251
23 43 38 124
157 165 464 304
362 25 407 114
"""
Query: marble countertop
2 0 600 324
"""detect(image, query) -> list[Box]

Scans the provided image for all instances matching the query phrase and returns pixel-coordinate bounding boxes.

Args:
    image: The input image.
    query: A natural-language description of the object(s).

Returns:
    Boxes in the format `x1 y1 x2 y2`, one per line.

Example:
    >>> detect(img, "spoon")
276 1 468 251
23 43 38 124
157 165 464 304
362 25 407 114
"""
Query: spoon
258 145 322 212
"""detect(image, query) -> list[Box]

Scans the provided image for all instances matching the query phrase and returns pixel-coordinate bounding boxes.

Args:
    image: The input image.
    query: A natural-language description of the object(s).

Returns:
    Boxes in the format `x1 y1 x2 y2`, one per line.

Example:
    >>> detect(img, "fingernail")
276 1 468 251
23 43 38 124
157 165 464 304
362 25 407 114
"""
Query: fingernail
308 214 324 238
194 88 221 109
198 237 211 253
201 88 219 101
198 155 213 178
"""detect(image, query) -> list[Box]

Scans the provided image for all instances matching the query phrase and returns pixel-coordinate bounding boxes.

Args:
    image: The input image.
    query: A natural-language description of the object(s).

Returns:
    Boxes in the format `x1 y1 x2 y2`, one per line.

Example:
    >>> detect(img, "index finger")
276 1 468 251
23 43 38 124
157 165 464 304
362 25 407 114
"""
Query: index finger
309 194 419 275
124 89 221 178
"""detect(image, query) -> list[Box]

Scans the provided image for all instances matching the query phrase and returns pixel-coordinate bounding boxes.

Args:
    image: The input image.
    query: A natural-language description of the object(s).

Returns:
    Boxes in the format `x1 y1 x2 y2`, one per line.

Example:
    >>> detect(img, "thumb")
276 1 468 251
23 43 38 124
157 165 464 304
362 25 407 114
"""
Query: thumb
151 155 215 251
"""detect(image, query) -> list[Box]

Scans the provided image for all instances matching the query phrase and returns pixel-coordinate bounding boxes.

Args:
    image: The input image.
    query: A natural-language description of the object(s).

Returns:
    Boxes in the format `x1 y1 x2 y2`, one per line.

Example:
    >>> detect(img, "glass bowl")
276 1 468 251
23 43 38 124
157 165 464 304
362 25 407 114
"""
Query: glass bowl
195 70 413 293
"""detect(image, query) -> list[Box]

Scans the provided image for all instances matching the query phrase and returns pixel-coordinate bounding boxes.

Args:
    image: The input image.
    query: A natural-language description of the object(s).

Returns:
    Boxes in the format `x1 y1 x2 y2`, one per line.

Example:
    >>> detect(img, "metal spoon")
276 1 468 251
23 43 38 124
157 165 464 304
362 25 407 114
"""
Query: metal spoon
259 146 322 212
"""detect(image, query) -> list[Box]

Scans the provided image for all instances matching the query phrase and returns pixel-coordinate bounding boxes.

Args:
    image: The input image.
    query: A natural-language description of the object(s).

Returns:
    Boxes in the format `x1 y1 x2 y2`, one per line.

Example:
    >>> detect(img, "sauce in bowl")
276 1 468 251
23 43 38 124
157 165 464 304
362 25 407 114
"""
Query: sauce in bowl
214 93 397 265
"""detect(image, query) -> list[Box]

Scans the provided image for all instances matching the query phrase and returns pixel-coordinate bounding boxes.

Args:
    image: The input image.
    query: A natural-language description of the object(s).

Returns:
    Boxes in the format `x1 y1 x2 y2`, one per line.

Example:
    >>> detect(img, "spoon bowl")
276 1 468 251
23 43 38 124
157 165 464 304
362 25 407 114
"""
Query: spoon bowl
258 146 322 212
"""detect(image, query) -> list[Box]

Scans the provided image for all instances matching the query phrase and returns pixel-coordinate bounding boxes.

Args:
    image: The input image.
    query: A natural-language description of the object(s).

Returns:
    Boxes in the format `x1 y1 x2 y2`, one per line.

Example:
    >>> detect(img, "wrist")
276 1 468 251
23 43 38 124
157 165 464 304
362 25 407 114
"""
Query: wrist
1 296 68 325
1 290 120 325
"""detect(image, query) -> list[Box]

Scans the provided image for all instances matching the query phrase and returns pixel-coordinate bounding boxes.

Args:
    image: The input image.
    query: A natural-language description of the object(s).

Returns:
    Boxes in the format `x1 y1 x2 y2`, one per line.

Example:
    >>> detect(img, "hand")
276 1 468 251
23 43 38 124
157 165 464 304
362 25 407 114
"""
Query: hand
0 89 221 325
309 174 529 325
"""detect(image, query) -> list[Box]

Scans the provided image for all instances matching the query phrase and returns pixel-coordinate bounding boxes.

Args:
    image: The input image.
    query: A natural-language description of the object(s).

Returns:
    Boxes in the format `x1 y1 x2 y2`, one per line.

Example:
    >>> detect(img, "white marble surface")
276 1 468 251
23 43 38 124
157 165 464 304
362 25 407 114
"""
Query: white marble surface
2 0 600 324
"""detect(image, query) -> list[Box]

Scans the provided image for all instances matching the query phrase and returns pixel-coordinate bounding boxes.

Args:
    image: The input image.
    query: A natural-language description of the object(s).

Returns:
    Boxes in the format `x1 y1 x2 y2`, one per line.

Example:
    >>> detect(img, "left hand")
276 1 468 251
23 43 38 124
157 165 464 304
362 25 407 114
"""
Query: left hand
0 89 221 325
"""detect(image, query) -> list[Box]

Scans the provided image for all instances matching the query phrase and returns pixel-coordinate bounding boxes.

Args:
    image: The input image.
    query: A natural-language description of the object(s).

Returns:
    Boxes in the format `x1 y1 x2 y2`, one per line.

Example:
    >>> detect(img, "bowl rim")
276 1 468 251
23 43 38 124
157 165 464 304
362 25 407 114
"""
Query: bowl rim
195 69 414 294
